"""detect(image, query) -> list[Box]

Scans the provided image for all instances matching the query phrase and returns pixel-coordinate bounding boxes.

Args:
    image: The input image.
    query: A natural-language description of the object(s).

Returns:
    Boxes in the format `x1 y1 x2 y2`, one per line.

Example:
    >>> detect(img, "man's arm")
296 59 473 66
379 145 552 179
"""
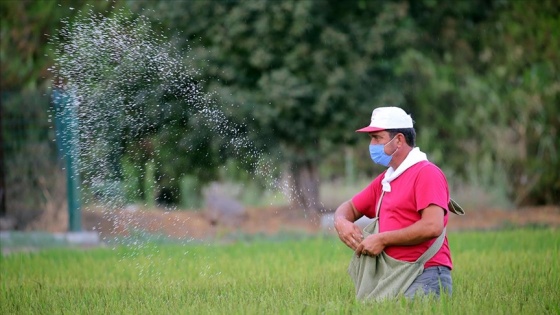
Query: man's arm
334 200 365 250
355 204 444 256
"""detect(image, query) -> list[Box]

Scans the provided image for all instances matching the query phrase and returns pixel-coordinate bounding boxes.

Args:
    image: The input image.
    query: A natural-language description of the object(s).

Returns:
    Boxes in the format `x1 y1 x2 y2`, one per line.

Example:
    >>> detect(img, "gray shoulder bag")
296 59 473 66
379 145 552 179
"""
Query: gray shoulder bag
347 191 448 301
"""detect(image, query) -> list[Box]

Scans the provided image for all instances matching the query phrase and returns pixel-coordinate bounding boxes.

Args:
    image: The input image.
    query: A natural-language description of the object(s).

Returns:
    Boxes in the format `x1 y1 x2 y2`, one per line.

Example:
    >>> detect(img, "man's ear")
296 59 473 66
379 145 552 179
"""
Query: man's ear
397 133 404 146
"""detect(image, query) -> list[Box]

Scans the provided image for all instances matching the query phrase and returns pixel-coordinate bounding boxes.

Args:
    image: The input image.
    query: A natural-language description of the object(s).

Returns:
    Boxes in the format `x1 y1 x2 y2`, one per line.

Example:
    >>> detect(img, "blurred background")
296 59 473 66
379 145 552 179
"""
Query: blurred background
1 0 558 238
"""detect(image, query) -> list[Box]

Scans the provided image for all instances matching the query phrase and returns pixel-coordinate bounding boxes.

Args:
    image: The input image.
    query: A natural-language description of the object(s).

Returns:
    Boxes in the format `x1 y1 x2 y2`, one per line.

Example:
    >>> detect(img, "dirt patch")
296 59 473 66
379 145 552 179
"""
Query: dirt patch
82 205 560 240
82 204 323 240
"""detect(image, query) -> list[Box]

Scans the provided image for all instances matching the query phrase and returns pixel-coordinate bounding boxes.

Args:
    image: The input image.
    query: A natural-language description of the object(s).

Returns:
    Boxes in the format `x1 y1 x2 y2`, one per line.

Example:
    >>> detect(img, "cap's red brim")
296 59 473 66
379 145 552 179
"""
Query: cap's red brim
356 126 386 133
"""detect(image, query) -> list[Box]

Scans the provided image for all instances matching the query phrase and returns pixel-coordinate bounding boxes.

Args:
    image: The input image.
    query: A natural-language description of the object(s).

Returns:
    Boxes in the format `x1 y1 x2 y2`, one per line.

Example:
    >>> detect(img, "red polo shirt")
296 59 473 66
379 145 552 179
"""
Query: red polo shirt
352 160 453 269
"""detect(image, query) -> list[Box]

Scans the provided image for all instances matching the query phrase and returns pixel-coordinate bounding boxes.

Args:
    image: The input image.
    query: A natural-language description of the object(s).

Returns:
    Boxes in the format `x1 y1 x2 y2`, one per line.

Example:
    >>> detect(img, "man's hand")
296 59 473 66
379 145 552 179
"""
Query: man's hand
357 205 445 253
334 200 365 251
334 219 364 251
355 233 385 257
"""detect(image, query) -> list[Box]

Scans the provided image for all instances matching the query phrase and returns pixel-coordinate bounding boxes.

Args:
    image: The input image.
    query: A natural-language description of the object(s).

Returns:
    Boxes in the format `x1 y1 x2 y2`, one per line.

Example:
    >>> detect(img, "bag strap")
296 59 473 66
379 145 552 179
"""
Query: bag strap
375 191 386 219
416 227 446 264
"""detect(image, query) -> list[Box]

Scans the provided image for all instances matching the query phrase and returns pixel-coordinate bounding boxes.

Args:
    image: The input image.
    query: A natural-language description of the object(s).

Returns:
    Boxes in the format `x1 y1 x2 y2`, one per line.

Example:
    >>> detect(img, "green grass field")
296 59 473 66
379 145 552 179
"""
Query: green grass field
1 228 559 314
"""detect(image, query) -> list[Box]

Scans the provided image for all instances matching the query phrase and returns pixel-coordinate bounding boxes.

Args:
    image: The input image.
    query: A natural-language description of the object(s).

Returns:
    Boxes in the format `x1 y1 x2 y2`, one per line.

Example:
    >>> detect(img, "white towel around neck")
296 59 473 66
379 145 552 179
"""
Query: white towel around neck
381 147 428 192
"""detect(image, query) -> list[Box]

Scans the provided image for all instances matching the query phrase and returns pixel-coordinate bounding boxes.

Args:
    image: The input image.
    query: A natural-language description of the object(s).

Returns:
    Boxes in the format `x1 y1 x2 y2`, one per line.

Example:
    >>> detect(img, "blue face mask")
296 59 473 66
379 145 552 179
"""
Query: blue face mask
369 137 397 167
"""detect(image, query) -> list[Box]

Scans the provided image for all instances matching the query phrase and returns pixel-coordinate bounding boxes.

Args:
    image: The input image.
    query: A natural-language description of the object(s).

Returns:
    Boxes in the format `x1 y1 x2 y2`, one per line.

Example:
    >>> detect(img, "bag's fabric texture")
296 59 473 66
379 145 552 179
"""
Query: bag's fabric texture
347 191 447 301
448 199 465 215
348 218 446 301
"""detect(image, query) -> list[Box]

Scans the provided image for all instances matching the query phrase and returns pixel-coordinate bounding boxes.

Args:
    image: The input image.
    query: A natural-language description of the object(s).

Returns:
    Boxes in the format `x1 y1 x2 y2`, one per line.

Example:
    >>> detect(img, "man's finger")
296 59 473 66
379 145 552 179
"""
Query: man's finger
348 239 355 250
354 244 363 257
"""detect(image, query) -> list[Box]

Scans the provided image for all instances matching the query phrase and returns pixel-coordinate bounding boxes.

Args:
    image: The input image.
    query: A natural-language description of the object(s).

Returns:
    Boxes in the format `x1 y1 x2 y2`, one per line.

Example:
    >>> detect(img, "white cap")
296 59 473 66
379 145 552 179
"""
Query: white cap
356 106 413 132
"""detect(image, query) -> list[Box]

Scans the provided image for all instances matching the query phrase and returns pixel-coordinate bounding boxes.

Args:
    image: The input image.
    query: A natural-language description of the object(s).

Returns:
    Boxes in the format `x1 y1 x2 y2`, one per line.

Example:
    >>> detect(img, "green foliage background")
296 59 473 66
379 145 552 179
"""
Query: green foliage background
128 0 560 207
1 0 558 226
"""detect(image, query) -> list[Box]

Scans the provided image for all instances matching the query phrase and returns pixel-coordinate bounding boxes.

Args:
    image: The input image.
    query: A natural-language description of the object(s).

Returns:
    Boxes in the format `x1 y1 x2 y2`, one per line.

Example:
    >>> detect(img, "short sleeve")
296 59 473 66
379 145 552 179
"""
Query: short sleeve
414 164 449 213
352 176 383 218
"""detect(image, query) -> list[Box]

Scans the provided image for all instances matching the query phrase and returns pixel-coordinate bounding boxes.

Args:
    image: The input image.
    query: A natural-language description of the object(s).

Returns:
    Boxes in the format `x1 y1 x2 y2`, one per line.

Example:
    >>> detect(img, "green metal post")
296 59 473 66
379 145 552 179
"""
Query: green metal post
53 89 81 232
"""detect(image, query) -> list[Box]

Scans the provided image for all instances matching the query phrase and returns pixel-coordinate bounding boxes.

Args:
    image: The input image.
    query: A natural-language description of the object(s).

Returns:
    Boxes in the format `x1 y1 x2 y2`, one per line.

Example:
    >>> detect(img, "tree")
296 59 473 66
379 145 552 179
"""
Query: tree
475 0 559 205
0 0 120 90
130 0 420 211
395 0 559 206
0 0 121 227
50 8 229 207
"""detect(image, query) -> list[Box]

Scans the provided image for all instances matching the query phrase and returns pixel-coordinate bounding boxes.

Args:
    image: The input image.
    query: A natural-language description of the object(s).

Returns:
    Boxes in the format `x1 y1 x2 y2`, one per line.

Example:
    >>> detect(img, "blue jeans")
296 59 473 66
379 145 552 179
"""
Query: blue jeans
404 266 452 299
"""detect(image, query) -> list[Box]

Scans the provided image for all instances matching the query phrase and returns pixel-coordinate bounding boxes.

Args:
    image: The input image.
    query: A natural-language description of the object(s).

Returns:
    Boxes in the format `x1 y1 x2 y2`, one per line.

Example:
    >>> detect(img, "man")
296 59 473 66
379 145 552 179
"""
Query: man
334 106 453 299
